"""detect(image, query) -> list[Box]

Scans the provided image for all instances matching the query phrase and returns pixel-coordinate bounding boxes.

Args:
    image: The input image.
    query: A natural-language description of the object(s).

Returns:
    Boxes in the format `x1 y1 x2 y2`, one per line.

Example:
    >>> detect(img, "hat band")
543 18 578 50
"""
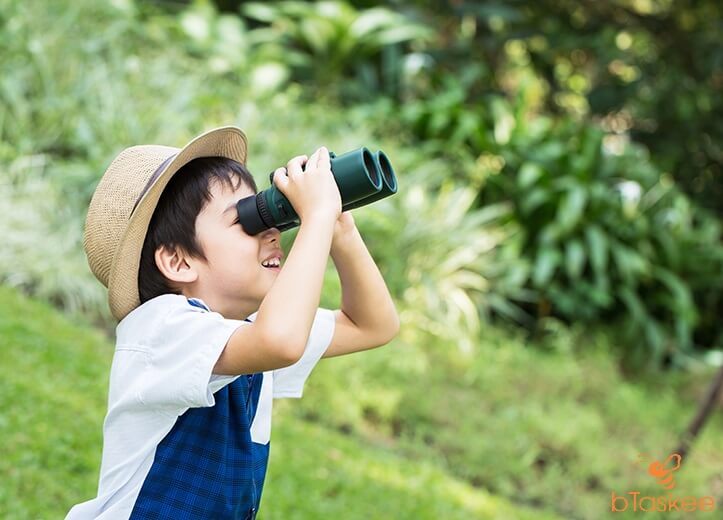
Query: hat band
130 153 178 217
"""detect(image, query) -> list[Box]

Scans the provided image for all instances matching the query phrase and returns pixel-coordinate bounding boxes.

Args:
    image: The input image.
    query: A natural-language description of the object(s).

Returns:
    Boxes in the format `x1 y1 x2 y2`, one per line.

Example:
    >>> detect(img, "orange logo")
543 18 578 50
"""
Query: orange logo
611 452 716 513
644 453 681 490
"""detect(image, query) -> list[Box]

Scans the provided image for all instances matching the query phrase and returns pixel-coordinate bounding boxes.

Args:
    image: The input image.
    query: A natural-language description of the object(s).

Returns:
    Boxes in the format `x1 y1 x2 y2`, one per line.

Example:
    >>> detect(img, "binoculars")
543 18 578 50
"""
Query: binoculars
236 147 398 235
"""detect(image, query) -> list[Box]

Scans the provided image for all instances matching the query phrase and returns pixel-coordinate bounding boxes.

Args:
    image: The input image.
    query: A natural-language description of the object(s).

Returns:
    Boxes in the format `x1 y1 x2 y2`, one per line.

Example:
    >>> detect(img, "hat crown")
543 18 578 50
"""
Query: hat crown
83 145 179 287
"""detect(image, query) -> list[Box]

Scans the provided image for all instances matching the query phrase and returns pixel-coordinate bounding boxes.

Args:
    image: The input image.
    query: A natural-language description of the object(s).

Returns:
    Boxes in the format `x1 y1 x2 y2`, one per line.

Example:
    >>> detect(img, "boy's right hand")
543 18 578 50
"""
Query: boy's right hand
272 146 342 224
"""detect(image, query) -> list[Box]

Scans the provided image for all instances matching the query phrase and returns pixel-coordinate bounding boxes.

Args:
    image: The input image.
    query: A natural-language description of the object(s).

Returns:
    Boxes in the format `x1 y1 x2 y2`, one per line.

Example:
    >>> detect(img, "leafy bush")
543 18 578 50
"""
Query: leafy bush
2 0 719 371
0 0 244 325
348 0 722 214
239 0 433 101
0 155 108 320
484 108 720 368
396 73 723 368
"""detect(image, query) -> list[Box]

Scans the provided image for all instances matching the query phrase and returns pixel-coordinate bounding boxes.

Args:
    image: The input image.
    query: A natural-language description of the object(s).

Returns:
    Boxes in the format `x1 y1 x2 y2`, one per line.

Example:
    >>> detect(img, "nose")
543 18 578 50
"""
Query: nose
262 227 280 243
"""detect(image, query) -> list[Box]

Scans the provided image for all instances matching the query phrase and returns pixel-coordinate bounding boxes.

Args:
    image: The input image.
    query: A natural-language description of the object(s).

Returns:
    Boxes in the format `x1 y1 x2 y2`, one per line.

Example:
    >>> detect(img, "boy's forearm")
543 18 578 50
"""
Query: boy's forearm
330 228 400 338
255 216 336 353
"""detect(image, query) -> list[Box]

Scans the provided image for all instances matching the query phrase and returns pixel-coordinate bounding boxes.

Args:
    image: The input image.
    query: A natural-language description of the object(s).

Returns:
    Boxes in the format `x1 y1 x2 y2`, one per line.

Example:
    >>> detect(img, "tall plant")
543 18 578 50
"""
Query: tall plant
353 153 533 355
240 1 432 100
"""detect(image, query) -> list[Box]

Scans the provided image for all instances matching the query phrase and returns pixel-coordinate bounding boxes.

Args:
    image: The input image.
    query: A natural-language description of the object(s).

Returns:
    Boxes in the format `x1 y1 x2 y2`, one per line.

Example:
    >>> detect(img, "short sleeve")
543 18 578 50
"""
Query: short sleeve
133 302 246 413
272 307 335 399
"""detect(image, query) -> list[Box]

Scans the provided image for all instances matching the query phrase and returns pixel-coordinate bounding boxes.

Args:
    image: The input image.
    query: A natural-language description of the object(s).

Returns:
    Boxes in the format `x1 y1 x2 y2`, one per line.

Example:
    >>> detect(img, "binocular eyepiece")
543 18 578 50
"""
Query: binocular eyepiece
236 147 398 235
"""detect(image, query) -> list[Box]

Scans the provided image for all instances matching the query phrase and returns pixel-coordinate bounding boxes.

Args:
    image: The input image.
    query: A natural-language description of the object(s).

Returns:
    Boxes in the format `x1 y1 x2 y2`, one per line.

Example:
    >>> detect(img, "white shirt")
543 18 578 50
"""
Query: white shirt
65 294 335 519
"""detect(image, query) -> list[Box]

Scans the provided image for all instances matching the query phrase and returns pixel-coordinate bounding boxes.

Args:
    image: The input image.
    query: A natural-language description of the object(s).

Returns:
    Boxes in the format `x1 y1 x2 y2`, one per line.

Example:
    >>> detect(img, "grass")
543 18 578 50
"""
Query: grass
0 284 563 519
265 420 560 519
2 283 721 519
0 286 112 518
285 308 723 519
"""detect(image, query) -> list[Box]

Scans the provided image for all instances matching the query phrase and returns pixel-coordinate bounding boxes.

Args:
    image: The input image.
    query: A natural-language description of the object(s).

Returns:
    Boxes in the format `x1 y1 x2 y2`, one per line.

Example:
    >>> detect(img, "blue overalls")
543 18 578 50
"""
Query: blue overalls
130 299 269 519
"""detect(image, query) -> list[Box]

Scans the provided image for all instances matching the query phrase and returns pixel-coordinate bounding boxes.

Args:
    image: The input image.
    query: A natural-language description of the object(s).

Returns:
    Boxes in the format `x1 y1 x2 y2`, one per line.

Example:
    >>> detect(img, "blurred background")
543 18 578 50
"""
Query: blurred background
1 0 721 518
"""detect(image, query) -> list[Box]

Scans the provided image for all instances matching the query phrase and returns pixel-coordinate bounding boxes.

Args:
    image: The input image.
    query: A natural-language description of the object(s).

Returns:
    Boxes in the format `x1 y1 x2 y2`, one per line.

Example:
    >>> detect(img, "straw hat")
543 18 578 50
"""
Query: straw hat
83 126 248 321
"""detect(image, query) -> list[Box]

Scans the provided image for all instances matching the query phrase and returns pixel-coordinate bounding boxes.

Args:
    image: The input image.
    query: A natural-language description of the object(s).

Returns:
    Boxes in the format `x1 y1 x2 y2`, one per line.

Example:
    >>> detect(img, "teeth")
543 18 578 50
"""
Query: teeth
262 257 281 268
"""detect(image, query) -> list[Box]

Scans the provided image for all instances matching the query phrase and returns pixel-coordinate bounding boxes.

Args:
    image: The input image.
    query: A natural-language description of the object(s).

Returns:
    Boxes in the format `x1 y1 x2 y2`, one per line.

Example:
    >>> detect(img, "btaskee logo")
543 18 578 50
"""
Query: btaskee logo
611 452 717 513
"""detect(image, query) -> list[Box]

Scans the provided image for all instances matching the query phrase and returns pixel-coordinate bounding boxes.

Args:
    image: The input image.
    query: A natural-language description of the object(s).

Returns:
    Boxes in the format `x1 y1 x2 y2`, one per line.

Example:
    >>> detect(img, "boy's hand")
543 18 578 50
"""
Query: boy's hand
334 211 356 238
272 146 341 224
331 211 359 253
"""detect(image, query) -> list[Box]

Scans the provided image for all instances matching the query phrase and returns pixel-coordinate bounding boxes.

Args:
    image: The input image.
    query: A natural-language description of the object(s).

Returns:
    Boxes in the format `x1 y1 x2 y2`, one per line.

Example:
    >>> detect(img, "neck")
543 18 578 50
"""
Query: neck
180 287 258 321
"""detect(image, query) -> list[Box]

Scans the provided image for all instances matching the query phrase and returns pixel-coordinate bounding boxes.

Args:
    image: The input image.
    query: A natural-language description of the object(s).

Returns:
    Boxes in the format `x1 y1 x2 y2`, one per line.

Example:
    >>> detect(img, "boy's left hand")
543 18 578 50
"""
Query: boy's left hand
332 211 357 245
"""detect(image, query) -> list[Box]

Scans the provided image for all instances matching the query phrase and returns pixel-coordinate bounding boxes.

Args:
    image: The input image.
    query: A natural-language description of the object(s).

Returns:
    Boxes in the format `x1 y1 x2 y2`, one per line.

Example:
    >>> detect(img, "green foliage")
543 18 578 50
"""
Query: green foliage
349 156 532 353
396 70 723 368
239 0 433 100
491 115 718 369
0 155 109 320
2 0 720 367
0 0 527 362
355 0 722 215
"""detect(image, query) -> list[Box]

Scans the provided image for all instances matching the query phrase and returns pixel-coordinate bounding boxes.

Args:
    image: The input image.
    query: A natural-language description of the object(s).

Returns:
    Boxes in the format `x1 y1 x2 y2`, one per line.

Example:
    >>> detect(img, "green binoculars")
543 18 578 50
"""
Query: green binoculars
236 147 398 235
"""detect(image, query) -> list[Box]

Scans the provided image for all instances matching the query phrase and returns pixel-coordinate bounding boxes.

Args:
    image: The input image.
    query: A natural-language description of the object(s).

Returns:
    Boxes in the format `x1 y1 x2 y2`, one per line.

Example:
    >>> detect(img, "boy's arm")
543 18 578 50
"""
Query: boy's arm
323 213 400 358
214 214 336 376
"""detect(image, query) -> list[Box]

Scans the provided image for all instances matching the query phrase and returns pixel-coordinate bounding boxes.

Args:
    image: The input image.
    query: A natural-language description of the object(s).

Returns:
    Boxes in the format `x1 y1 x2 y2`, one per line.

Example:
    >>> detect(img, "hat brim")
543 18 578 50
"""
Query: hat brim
107 126 248 321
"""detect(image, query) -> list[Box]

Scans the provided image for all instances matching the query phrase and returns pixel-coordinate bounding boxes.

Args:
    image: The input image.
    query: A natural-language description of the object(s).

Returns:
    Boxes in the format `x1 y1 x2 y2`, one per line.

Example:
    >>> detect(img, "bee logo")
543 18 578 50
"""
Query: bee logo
637 453 682 490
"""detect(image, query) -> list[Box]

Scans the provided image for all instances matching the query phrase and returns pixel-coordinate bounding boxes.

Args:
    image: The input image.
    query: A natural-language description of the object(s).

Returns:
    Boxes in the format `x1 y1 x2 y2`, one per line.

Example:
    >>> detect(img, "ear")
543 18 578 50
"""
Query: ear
154 245 199 285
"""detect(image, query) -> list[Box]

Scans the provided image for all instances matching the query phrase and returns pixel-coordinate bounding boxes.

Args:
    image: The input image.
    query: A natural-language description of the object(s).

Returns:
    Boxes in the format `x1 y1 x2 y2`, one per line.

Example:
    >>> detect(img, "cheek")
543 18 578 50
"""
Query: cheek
224 235 261 270
198 224 261 273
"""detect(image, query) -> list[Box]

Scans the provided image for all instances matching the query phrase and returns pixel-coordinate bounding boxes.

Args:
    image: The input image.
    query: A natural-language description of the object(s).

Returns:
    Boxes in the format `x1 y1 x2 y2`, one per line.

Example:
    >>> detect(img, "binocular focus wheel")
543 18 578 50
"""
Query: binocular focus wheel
256 192 276 229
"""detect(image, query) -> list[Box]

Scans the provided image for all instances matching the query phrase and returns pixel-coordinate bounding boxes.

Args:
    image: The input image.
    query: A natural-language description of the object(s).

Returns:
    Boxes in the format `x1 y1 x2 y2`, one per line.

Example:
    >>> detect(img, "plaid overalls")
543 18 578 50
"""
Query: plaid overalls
129 300 268 519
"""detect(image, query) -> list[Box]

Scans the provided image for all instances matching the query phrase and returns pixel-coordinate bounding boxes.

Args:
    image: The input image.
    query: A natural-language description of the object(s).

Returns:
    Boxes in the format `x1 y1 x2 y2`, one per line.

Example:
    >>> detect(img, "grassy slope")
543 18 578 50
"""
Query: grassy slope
296 278 723 519
2 284 722 519
0 285 560 519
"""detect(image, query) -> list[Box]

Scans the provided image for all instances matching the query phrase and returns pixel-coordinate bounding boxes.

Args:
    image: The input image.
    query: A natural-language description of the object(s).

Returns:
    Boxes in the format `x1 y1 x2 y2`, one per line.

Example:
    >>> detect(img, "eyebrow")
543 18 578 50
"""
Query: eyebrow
223 202 237 216
222 191 256 217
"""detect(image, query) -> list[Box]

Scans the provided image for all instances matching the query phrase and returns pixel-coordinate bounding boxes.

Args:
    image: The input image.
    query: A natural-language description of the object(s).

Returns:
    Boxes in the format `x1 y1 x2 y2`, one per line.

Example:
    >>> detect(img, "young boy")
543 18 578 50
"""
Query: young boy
66 126 400 519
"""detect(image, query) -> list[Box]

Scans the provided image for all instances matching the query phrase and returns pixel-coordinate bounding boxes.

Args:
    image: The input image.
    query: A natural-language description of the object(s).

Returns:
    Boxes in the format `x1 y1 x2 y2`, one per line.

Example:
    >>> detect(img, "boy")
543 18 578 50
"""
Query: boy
66 126 400 519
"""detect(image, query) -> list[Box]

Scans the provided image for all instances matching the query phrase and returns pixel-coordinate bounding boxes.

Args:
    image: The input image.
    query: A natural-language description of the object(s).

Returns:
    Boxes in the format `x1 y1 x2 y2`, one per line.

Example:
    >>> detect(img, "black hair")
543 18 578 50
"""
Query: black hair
138 156 258 304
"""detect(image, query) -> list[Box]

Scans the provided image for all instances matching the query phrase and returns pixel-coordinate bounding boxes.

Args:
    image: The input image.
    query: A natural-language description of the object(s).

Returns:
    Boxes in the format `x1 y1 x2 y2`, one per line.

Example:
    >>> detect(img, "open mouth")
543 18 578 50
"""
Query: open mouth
261 257 282 271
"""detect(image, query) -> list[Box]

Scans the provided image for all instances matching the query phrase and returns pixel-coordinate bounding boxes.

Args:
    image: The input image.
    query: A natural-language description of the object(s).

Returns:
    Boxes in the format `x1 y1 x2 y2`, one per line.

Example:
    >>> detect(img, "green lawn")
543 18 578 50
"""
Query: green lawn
0 285 562 519
1 284 721 519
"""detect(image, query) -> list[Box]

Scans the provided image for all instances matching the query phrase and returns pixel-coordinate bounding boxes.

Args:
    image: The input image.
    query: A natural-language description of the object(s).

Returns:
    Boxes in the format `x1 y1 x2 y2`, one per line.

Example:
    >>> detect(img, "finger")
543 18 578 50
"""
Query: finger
272 167 287 188
286 154 308 165
306 148 321 170
317 146 330 168
286 154 308 167
286 155 307 176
